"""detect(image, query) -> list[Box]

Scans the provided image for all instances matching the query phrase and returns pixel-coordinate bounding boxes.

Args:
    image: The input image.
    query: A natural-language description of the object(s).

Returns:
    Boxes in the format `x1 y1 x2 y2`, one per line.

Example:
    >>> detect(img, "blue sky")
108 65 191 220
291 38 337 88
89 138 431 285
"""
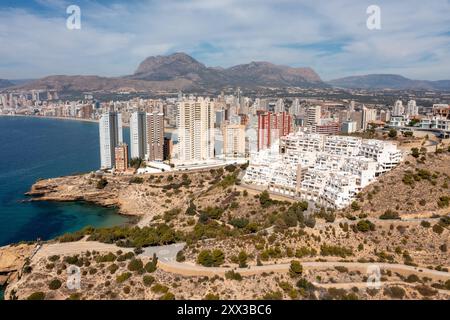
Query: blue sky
0 0 449 80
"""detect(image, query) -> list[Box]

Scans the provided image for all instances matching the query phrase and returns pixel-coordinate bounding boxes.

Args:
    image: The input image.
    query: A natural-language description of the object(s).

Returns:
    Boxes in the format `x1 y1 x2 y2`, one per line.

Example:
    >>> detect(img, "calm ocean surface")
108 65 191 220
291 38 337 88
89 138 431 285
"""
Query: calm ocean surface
0 116 131 247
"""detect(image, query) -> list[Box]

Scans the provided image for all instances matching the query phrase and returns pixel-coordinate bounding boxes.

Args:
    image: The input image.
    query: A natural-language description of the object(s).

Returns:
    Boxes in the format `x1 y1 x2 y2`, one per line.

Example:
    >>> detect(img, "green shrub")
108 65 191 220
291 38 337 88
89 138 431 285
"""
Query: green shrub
116 272 132 283
379 210 400 220
108 264 119 274
261 290 283 300
151 283 169 294
27 292 45 300
229 218 249 229
415 285 437 297
238 251 248 268
145 254 158 273
95 252 116 263
197 249 224 267
143 275 155 287
356 219 375 232
320 244 353 258
295 246 317 258
159 292 175 300
225 270 242 281
383 286 405 299
432 224 444 234
130 176 144 184
437 196 450 208
351 201 360 211
203 293 220 300
405 274 420 283
420 220 431 228
127 258 144 272
289 261 303 278
48 279 62 290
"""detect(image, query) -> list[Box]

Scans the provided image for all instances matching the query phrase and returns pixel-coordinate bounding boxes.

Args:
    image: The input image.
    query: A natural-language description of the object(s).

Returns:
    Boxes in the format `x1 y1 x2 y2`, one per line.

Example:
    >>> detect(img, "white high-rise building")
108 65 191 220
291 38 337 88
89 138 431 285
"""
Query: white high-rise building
289 98 303 116
362 107 377 130
406 100 418 117
223 124 246 157
275 98 284 113
146 112 164 161
130 111 147 160
99 112 123 169
393 100 404 116
175 97 215 163
306 106 321 126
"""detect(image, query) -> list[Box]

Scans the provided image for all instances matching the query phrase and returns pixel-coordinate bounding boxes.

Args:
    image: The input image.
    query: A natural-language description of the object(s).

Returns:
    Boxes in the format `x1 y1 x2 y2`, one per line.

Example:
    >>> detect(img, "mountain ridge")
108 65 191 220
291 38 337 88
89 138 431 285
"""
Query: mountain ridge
4 53 450 93
328 74 450 90
9 52 325 93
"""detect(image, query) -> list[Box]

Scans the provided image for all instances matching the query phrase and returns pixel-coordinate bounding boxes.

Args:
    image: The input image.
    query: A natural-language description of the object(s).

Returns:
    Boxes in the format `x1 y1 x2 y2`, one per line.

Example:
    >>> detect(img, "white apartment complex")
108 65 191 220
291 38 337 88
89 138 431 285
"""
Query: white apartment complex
223 124 246 157
243 131 402 209
99 112 123 169
175 97 215 163
130 111 147 159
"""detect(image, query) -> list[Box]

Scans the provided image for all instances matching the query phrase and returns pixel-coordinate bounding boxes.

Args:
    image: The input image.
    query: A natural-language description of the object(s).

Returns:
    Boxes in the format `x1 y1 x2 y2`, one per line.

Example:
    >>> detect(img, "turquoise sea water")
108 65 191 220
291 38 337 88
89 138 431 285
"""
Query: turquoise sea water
0 116 131 247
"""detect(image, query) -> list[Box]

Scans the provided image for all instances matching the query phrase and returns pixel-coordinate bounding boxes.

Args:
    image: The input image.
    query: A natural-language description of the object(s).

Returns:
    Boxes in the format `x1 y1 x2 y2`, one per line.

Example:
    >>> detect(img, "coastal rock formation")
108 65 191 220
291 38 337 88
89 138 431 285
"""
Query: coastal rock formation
0 244 35 287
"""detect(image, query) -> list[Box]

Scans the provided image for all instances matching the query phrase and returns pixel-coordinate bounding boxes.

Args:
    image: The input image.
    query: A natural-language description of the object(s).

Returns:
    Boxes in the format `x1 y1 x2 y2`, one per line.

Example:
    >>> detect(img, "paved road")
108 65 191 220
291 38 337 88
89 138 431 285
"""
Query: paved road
140 243 186 262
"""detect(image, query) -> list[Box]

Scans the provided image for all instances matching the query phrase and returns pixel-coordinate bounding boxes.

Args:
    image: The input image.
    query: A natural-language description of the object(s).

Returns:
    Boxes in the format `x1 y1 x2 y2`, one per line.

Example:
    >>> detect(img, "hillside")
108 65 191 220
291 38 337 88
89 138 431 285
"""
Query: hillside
328 74 450 91
10 53 324 93
340 150 450 219
0 79 14 89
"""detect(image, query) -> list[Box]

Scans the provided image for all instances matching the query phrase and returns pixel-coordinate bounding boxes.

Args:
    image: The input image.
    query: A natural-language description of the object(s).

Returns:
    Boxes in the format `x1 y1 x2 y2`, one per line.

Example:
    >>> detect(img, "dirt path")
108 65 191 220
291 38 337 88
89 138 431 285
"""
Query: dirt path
31 240 450 282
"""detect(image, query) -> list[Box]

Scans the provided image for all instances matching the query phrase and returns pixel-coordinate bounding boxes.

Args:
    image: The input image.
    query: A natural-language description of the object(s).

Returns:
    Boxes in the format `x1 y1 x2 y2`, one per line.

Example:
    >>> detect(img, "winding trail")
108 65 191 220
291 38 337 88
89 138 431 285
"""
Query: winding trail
31 240 450 283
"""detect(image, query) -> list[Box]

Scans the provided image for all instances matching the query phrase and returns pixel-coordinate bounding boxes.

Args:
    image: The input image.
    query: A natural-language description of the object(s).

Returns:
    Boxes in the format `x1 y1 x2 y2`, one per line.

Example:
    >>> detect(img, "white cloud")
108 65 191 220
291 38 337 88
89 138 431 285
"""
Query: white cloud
0 0 448 80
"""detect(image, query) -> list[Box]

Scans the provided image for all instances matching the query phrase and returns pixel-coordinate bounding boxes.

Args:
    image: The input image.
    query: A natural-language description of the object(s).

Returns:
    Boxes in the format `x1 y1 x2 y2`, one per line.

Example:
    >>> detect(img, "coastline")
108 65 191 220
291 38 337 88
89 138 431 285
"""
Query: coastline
0 114 130 127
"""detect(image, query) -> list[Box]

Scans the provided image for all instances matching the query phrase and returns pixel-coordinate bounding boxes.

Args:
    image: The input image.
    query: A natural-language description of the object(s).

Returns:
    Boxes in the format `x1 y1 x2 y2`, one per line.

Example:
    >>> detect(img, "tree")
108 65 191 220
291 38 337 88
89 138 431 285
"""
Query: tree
197 250 213 267
127 258 144 272
130 157 145 169
388 129 398 139
145 254 158 273
238 251 248 268
259 190 273 208
289 260 303 278
356 220 375 232
48 279 62 290
379 210 400 220
411 148 420 158
351 201 360 211
211 249 225 266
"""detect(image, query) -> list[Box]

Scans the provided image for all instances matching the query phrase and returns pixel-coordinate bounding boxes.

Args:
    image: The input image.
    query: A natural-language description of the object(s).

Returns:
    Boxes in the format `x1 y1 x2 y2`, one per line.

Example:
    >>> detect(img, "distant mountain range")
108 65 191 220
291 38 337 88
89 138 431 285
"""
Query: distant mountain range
328 74 450 91
2 53 449 93
0 79 14 89
4 53 324 93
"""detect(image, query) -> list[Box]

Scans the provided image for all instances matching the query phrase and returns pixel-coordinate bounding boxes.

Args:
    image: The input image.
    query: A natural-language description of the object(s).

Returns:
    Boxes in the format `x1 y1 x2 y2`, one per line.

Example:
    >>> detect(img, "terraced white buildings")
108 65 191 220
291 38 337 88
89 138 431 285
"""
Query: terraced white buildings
243 130 403 209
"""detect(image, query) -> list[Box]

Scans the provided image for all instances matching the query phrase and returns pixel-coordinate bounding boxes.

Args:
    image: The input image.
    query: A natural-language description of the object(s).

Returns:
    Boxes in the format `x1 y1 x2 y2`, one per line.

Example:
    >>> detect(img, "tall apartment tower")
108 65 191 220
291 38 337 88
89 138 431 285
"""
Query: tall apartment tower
362 107 377 131
99 112 123 169
393 100 404 116
115 143 129 172
176 97 215 162
306 105 321 126
130 111 147 160
223 124 246 157
406 100 418 117
257 112 292 151
146 112 164 161
275 99 284 113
